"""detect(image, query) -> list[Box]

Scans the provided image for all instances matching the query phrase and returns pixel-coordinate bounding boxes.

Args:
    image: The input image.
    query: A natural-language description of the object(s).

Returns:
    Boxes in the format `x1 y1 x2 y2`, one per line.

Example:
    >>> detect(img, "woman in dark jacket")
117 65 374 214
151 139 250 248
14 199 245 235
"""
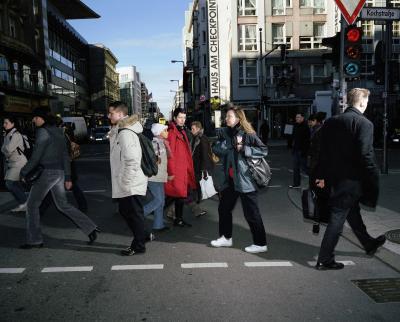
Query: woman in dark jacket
211 106 268 253
190 121 214 217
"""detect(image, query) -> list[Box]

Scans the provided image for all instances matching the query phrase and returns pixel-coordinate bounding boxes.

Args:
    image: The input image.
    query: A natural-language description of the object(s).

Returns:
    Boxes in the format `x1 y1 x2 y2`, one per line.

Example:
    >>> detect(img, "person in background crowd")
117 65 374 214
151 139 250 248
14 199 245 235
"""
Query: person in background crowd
290 113 310 188
308 114 316 129
315 88 385 270
190 121 214 217
211 106 269 253
108 101 148 256
20 107 98 249
260 120 270 146
1 116 28 212
164 108 197 227
143 123 171 232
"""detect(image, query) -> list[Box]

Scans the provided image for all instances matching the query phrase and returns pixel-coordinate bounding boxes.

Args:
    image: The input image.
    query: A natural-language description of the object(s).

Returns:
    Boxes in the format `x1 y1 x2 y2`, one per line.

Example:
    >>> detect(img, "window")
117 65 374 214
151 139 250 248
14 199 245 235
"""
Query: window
201 7 206 21
392 0 400 7
272 0 284 15
239 25 257 51
266 64 293 85
361 53 373 74
300 0 325 13
22 65 31 89
0 56 9 84
272 24 284 44
299 64 327 83
238 0 257 16
239 59 258 85
203 54 207 67
202 31 207 44
393 21 400 38
13 62 20 87
362 21 374 38
300 0 312 7
313 23 325 47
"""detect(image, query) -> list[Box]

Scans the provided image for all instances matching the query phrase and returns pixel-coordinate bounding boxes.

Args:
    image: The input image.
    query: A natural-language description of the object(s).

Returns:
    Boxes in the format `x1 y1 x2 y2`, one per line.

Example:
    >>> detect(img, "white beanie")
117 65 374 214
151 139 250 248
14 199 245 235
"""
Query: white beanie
151 123 168 136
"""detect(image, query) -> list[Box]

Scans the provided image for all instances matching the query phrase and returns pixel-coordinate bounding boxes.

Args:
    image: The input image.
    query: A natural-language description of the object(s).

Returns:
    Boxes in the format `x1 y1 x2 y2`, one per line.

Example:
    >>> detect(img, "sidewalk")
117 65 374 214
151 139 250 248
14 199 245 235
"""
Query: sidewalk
0 191 17 213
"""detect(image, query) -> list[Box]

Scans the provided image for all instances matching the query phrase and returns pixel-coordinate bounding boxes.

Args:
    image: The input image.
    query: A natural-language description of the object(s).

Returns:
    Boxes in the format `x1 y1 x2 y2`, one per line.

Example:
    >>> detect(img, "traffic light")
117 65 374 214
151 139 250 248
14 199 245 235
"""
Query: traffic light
322 32 341 68
343 25 363 79
280 44 286 62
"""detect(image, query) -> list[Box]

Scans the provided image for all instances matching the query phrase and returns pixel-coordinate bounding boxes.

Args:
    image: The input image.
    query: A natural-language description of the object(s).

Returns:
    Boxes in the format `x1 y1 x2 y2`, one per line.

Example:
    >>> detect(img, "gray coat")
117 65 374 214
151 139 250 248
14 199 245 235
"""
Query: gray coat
1 128 27 181
213 127 268 193
20 125 71 180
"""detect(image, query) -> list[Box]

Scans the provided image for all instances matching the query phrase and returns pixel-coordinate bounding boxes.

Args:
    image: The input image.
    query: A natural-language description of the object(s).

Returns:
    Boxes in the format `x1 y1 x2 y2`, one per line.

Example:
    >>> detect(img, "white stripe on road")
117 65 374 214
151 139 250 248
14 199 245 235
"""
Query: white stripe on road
41 266 93 273
267 185 282 188
244 261 293 267
82 190 107 193
111 264 164 270
307 261 355 267
181 262 228 269
0 268 25 274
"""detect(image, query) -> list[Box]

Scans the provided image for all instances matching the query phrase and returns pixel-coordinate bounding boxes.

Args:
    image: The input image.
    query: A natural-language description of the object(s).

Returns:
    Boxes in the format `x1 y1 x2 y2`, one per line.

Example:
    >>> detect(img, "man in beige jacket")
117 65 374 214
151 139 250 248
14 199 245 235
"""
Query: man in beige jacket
108 101 148 256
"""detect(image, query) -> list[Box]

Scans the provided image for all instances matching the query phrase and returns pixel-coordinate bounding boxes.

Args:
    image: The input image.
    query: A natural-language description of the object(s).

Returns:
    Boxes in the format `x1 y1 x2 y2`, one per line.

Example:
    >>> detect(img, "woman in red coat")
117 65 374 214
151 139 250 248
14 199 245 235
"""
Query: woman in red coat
165 108 196 227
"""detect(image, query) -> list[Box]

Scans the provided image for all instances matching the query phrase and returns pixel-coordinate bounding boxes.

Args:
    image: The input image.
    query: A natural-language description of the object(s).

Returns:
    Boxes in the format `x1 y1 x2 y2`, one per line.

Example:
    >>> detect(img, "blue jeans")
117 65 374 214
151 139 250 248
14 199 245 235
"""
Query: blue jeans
5 180 27 204
26 169 97 245
143 181 166 229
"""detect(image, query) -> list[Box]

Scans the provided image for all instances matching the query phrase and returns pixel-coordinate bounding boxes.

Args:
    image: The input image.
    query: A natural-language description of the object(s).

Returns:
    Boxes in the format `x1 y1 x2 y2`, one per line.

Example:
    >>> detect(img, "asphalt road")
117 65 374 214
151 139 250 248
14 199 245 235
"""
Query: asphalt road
1 143 399 321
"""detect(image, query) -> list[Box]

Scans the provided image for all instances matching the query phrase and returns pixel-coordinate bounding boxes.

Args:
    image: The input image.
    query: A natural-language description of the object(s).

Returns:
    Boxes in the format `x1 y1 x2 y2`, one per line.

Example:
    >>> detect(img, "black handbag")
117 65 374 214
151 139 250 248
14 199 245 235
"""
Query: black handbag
246 157 272 188
24 165 44 185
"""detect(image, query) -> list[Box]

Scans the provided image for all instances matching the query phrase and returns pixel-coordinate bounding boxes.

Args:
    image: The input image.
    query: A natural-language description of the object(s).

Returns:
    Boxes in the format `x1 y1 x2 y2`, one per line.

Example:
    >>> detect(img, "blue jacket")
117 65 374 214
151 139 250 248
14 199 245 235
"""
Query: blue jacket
213 127 268 193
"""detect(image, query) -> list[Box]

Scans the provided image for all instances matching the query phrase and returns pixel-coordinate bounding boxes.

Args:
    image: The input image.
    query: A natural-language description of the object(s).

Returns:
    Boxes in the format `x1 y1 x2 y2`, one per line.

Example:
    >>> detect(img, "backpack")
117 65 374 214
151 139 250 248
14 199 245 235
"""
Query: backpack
65 133 80 160
15 132 33 159
118 128 158 177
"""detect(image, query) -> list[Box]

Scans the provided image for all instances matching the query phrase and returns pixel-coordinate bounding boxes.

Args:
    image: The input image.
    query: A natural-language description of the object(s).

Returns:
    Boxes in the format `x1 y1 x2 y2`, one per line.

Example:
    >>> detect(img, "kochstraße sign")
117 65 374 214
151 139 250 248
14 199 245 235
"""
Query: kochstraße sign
361 7 400 20
207 0 220 99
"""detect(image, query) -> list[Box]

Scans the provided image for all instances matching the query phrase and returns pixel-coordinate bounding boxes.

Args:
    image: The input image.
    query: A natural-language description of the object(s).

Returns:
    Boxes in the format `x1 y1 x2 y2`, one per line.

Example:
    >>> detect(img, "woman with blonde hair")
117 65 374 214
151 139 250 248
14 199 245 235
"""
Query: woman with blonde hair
211 106 269 253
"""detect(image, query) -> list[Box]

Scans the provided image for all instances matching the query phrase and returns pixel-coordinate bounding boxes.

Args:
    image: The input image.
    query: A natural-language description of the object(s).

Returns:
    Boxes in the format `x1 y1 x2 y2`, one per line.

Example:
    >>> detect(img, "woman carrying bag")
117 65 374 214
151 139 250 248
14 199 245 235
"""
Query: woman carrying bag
1 116 28 212
211 106 269 253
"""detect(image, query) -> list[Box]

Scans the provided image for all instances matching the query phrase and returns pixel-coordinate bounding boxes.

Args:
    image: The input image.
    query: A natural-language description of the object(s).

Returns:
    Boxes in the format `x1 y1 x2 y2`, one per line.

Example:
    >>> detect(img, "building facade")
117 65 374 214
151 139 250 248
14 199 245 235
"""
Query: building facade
89 44 119 116
117 66 142 115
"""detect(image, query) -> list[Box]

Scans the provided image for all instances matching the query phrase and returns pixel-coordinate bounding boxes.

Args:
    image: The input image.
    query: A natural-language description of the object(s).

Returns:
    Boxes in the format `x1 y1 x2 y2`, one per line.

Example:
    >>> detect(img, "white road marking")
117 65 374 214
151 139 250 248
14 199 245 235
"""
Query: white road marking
267 185 282 188
41 266 93 273
308 261 355 267
244 261 293 267
111 264 164 270
0 268 25 274
82 190 107 193
181 262 228 269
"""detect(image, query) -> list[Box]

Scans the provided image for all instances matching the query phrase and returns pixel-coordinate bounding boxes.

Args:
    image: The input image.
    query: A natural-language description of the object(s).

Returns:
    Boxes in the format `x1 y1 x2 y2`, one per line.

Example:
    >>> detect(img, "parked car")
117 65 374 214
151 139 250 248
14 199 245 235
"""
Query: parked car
89 126 110 143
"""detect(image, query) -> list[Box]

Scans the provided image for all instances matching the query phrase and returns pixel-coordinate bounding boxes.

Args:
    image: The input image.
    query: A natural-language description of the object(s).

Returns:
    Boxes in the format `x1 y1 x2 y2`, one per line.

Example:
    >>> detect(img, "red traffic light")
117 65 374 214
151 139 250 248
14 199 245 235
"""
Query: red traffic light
346 26 361 42
345 45 362 59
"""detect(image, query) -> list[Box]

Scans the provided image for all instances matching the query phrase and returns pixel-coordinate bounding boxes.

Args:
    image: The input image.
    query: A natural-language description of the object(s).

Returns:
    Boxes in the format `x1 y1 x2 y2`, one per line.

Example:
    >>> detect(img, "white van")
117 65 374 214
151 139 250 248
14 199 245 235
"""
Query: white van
62 117 87 141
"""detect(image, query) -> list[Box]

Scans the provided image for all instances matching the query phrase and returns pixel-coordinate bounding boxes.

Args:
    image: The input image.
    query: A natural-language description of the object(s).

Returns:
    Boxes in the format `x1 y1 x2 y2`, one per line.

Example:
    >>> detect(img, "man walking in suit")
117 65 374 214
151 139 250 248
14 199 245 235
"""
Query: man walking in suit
315 88 386 270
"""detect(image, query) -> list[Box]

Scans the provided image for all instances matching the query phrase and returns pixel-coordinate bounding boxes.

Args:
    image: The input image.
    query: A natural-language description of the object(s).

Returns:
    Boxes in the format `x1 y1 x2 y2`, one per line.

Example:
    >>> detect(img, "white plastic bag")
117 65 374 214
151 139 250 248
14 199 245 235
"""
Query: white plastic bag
200 173 218 200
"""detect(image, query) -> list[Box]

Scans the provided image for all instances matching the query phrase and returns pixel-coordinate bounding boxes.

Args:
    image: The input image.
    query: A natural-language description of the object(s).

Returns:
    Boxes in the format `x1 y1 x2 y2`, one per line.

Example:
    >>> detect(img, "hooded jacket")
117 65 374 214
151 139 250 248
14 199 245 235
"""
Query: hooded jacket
109 115 148 199
1 128 27 181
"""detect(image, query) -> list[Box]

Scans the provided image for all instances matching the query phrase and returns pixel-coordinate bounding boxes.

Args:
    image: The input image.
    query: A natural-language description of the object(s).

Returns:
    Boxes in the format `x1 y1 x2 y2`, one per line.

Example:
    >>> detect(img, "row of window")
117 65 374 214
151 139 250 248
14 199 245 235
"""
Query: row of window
362 21 400 38
237 0 326 16
238 59 328 86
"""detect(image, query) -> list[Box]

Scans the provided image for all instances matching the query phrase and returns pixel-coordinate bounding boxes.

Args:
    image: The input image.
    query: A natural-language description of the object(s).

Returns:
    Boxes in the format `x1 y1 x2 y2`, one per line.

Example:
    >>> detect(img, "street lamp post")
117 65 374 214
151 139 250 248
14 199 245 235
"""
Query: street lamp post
171 60 185 110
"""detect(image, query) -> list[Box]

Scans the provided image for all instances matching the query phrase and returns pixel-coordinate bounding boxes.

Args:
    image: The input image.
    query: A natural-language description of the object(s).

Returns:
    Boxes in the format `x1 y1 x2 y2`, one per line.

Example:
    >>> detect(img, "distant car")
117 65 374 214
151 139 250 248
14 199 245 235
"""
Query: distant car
89 126 110 143
391 130 400 147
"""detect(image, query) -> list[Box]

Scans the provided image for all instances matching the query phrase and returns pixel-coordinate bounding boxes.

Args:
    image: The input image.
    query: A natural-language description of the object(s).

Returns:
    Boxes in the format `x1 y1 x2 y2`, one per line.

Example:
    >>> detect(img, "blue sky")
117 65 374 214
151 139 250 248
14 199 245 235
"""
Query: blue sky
70 0 191 116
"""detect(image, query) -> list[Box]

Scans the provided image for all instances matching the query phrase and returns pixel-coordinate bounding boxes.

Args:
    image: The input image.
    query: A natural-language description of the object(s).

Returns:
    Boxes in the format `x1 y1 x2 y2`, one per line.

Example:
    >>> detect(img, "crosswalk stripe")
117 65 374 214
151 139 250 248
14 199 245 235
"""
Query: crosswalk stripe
111 264 164 270
307 261 355 267
244 261 293 267
0 268 25 274
41 266 93 273
181 262 228 269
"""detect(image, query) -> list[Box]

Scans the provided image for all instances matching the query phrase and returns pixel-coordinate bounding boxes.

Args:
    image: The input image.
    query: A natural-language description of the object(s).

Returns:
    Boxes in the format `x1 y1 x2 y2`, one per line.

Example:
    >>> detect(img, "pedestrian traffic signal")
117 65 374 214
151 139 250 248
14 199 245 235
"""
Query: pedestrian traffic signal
322 32 341 68
343 25 363 79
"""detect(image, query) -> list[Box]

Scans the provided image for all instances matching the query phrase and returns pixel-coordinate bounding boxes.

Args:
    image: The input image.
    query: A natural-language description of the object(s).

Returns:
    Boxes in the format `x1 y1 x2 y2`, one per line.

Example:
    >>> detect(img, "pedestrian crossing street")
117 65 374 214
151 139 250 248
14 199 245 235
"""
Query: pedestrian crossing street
0 260 356 274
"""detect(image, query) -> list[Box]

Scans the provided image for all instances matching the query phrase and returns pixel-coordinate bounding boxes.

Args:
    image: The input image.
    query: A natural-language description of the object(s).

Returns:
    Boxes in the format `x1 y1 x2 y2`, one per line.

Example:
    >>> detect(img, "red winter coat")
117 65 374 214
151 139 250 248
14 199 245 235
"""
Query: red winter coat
164 122 196 198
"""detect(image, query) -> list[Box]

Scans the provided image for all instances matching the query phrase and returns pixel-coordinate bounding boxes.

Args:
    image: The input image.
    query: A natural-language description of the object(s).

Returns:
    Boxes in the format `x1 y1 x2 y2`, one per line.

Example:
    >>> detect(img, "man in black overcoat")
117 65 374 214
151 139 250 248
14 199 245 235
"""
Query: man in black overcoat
315 88 386 270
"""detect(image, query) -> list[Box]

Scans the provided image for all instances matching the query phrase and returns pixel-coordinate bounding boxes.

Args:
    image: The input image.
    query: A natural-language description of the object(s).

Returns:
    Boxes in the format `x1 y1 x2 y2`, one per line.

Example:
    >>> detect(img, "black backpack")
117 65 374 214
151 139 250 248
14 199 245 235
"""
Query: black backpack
118 128 158 177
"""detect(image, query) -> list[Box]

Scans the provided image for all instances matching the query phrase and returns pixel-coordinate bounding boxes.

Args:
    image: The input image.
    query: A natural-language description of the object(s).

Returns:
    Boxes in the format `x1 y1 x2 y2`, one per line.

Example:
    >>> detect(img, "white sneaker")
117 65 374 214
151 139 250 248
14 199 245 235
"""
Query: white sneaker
244 245 268 253
211 236 232 248
11 203 27 212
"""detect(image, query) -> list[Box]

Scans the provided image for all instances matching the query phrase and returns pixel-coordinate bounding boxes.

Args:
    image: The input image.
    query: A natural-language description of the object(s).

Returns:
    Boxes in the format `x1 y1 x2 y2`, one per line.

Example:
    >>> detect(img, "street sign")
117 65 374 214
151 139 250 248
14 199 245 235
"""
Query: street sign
361 7 400 20
335 0 366 25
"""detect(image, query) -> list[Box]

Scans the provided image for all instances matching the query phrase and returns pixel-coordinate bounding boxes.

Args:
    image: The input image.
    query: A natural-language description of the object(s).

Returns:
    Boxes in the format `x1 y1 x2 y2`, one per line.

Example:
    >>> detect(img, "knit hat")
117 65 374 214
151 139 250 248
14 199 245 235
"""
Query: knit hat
151 123 168 136
32 107 50 120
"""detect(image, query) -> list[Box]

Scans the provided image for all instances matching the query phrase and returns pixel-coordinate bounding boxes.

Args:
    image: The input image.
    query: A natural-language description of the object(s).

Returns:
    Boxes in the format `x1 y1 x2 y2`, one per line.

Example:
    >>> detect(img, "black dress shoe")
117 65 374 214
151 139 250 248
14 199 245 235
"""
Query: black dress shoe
88 228 100 245
365 235 386 255
20 243 44 249
315 261 344 270
174 219 192 227
120 247 145 256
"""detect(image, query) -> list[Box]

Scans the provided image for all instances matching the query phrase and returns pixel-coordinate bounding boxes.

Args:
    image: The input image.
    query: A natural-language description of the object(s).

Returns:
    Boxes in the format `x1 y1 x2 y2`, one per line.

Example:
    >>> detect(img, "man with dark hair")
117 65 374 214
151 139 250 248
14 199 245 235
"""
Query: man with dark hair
20 107 98 249
315 88 385 270
290 113 310 188
108 102 149 256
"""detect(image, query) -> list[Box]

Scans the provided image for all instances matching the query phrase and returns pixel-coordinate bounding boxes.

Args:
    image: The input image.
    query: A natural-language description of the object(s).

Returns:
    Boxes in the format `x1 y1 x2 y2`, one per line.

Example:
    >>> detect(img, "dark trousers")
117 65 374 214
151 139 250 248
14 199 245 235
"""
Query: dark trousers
292 149 308 186
218 180 267 246
318 180 375 264
118 195 146 252
165 196 184 219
